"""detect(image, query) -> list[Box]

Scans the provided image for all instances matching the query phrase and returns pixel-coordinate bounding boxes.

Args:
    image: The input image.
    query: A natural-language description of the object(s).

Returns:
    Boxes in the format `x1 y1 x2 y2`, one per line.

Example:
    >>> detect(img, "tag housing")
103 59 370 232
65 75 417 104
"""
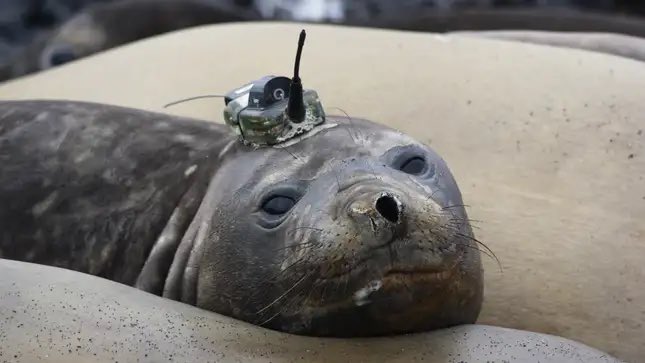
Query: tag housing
223 75 325 146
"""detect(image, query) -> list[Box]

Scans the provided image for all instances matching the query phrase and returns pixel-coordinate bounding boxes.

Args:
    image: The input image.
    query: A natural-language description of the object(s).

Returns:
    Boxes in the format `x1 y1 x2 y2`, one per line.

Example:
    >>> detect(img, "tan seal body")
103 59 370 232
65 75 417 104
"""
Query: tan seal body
0 259 623 363
0 22 643 362
450 30 645 62
5 2 645 82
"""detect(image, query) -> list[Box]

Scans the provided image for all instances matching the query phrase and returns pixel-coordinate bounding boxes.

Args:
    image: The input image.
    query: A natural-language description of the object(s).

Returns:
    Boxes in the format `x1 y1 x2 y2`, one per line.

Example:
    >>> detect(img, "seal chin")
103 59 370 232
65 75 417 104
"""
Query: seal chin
270 253 480 337
263 237 481 337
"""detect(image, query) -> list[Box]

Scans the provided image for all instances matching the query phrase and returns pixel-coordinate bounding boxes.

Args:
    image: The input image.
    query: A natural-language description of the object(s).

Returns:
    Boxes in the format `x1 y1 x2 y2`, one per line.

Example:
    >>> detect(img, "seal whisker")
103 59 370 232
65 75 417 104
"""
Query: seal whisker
454 232 502 272
256 291 305 327
256 272 311 315
440 207 483 228
468 247 502 274
457 242 496 261
448 217 481 229
286 272 319 317
269 256 308 282
329 106 360 145
433 221 500 270
442 204 471 210
328 106 378 181
256 306 284 326
269 250 318 283
260 275 317 327
457 217 483 224
279 146 303 162
162 94 225 108
425 189 440 202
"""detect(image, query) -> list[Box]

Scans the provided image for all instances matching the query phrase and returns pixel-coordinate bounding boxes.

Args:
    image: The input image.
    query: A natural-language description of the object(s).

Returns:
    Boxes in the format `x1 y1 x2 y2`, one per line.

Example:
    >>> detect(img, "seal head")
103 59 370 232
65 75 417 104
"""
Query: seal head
167 116 484 336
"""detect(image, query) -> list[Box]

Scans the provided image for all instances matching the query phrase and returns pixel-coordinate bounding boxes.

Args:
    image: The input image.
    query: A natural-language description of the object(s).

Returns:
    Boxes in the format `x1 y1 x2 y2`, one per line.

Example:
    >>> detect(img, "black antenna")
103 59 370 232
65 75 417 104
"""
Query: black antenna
287 30 306 123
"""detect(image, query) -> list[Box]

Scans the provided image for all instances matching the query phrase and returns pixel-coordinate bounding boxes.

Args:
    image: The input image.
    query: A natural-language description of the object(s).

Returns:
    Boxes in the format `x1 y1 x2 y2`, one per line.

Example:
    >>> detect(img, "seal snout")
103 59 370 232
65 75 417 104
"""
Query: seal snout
344 190 405 247
347 191 404 231
347 191 403 224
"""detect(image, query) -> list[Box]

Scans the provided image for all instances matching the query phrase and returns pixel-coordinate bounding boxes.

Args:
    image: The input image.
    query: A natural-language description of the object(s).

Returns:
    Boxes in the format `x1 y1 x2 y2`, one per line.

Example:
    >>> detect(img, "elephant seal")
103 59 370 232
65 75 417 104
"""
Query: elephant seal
0 259 623 363
5 1 645 82
0 0 258 82
0 99 483 337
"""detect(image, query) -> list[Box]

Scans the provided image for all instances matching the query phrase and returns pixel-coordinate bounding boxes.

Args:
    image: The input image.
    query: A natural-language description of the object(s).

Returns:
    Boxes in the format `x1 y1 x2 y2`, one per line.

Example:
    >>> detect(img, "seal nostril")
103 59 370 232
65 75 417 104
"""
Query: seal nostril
375 194 400 224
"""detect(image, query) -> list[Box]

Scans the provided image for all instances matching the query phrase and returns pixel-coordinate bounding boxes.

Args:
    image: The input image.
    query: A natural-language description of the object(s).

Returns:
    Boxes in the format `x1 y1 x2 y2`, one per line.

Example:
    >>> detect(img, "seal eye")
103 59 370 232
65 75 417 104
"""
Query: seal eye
41 45 77 69
49 48 76 67
262 196 296 215
399 156 427 175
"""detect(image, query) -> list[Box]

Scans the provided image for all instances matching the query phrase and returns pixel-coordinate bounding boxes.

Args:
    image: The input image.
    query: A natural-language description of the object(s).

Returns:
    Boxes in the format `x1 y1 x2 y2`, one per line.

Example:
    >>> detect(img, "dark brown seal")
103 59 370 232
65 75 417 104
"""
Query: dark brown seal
0 99 483 336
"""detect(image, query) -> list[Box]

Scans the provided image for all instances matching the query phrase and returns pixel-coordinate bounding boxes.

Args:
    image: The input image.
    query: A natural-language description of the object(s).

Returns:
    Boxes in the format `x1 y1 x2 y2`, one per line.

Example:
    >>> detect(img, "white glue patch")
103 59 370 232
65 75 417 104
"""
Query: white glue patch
353 280 382 306
273 123 338 148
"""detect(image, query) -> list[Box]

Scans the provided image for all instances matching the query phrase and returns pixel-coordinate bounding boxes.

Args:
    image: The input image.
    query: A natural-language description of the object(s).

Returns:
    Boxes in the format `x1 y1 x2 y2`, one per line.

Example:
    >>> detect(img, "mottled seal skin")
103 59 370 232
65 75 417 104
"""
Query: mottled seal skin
0 99 482 337
0 100 232 284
